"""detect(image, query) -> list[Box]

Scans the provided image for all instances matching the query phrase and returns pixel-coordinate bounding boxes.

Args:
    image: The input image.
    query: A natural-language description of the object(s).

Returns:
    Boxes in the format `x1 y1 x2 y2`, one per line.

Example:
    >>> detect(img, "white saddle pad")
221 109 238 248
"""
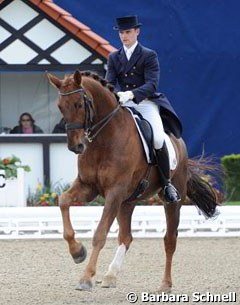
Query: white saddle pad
127 108 177 170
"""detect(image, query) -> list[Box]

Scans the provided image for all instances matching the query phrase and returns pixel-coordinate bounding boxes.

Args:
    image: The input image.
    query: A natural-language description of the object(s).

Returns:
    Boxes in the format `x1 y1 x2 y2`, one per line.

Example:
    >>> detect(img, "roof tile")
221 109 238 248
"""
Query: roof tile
29 0 43 5
96 44 117 58
43 1 70 16
83 31 109 45
58 15 90 35
76 30 98 49
39 1 70 20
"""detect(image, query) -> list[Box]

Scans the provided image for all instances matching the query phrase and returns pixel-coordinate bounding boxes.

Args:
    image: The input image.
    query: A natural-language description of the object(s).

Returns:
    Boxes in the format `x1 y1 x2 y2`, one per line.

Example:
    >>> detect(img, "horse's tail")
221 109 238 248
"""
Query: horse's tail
187 158 224 219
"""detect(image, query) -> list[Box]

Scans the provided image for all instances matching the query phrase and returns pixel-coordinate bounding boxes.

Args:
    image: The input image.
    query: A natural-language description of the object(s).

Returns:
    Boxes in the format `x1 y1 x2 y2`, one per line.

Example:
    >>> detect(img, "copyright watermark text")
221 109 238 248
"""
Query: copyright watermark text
126 291 237 303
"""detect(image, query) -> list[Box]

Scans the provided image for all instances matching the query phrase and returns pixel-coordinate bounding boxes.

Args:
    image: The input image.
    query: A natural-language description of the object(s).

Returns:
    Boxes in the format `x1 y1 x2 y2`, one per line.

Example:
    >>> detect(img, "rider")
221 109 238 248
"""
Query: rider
105 15 182 203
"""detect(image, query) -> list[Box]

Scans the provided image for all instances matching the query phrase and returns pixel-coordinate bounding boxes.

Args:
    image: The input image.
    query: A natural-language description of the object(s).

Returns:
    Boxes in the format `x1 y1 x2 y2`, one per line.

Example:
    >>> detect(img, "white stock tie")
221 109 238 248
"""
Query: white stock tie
125 49 132 61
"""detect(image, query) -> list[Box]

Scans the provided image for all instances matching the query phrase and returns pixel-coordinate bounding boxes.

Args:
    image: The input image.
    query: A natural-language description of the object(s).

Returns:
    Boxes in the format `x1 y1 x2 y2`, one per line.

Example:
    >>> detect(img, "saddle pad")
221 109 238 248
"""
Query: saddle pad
127 108 177 170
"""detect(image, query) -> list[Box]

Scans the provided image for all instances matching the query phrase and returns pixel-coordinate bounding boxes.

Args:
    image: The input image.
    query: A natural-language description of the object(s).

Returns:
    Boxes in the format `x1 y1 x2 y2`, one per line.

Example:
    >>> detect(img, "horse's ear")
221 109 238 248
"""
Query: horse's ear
74 70 82 87
47 73 61 89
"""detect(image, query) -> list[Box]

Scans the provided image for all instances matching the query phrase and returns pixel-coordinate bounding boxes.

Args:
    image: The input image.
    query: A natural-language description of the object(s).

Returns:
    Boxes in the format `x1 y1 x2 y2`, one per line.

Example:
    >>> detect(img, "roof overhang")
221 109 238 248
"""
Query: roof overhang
0 0 116 72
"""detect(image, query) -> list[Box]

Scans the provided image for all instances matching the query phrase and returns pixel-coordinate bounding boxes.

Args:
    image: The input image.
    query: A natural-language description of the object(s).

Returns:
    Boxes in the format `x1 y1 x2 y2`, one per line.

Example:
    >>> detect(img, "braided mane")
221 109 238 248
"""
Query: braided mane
80 71 115 93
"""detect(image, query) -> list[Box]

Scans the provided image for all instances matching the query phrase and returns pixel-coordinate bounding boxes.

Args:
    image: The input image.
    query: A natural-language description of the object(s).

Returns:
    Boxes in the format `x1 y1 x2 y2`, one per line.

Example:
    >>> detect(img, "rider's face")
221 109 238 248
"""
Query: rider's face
119 28 140 48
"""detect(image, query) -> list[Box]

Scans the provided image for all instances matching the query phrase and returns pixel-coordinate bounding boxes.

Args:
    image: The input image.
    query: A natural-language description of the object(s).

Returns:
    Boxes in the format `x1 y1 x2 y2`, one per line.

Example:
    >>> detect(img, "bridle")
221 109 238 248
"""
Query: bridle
58 88 120 142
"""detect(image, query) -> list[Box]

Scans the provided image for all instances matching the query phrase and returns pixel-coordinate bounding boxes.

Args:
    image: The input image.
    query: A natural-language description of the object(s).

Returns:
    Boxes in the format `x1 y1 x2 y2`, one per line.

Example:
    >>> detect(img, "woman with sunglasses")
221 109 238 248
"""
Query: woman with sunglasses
10 112 43 134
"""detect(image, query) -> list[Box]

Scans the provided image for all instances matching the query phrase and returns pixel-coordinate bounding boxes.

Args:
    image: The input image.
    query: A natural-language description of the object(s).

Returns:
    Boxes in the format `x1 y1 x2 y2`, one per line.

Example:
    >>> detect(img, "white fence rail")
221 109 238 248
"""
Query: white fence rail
0 206 240 239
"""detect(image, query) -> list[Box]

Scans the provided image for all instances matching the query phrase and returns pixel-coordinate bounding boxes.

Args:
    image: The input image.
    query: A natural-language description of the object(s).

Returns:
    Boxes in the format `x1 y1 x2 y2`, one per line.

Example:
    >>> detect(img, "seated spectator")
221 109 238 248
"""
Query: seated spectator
10 112 43 134
52 118 66 133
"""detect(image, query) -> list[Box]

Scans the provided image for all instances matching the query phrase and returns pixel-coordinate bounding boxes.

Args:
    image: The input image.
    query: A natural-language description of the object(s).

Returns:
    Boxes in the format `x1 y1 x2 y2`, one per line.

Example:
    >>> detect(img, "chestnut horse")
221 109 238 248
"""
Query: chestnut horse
47 70 221 292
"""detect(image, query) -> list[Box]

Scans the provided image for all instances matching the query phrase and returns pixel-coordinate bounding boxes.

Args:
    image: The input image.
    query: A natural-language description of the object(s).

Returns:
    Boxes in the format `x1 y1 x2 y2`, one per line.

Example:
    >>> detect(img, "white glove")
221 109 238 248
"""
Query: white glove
117 91 134 104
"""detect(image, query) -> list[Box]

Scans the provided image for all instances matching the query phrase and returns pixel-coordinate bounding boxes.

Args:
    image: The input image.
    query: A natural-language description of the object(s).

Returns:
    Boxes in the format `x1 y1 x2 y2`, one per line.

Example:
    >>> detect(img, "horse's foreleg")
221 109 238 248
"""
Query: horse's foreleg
76 190 123 291
159 203 181 292
101 203 135 288
59 196 87 264
59 179 96 264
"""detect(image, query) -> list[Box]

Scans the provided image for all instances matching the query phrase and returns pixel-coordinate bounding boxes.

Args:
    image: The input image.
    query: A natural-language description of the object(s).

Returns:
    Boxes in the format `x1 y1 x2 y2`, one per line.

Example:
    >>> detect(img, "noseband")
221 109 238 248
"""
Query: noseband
59 88 120 142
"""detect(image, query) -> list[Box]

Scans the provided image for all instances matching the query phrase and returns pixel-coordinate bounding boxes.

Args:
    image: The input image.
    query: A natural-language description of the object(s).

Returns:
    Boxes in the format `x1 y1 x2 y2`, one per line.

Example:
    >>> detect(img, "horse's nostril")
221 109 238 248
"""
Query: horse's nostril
77 143 85 153
68 143 86 154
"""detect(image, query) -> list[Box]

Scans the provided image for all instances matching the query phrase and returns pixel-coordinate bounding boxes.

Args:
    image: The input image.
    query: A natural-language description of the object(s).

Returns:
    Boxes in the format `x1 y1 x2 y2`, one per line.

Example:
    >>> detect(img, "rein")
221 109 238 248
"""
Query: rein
84 105 120 142
59 88 120 143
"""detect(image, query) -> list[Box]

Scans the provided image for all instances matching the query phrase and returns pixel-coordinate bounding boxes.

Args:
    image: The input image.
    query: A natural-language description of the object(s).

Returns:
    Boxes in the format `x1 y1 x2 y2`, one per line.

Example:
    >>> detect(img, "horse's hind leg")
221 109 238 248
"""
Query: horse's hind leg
159 203 181 292
101 203 135 288
59 178 97 264
157 139 188 292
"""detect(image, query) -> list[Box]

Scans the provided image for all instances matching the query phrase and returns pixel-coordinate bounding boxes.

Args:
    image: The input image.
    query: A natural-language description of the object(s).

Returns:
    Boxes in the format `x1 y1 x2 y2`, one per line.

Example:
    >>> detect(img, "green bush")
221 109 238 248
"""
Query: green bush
221 154 240 201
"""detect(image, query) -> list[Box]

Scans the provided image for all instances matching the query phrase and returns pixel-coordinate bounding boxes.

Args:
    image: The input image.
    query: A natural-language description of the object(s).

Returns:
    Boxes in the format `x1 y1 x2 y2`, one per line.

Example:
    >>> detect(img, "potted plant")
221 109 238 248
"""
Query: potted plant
0 155 31 179
0 155 31 206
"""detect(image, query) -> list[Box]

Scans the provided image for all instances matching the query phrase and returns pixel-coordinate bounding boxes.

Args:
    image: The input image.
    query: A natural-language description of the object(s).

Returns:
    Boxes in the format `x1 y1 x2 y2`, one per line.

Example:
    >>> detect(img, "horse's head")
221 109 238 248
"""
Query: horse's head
47 70 94 154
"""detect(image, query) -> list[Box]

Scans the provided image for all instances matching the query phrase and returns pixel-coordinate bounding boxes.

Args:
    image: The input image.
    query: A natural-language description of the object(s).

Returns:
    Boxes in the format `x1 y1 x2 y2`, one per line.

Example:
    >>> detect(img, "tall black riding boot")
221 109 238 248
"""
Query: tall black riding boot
155 142 181 203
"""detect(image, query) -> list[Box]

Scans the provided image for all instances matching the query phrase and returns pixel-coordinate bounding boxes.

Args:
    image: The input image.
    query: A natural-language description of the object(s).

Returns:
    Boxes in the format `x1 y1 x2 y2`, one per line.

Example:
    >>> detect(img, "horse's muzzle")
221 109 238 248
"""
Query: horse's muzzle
68 143 86 154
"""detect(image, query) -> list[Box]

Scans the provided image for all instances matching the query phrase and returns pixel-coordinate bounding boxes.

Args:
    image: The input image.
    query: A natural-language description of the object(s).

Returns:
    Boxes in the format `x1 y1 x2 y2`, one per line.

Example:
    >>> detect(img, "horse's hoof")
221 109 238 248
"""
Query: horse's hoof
101 274 117 288
158 281 172 293
72 245 87 264
75 280 93 291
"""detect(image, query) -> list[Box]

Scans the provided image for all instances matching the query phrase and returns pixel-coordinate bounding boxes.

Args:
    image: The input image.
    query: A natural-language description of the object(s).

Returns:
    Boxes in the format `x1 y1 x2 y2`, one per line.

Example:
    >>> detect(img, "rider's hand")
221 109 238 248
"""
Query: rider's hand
117 91 134 104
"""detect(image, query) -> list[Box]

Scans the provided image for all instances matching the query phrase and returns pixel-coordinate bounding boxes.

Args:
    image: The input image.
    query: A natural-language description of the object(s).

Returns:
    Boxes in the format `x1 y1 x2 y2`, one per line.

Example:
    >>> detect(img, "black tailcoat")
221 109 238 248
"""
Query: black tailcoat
106 43 183 137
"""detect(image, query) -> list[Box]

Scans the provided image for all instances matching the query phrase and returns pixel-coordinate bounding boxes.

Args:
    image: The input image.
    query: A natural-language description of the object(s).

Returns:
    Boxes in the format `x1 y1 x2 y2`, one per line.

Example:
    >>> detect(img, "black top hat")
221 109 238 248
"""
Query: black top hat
113 15 142 30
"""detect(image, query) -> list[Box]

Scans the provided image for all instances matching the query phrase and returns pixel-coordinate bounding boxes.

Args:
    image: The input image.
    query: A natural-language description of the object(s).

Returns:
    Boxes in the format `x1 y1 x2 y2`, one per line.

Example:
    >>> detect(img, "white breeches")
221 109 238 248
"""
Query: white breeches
123 99 165 149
